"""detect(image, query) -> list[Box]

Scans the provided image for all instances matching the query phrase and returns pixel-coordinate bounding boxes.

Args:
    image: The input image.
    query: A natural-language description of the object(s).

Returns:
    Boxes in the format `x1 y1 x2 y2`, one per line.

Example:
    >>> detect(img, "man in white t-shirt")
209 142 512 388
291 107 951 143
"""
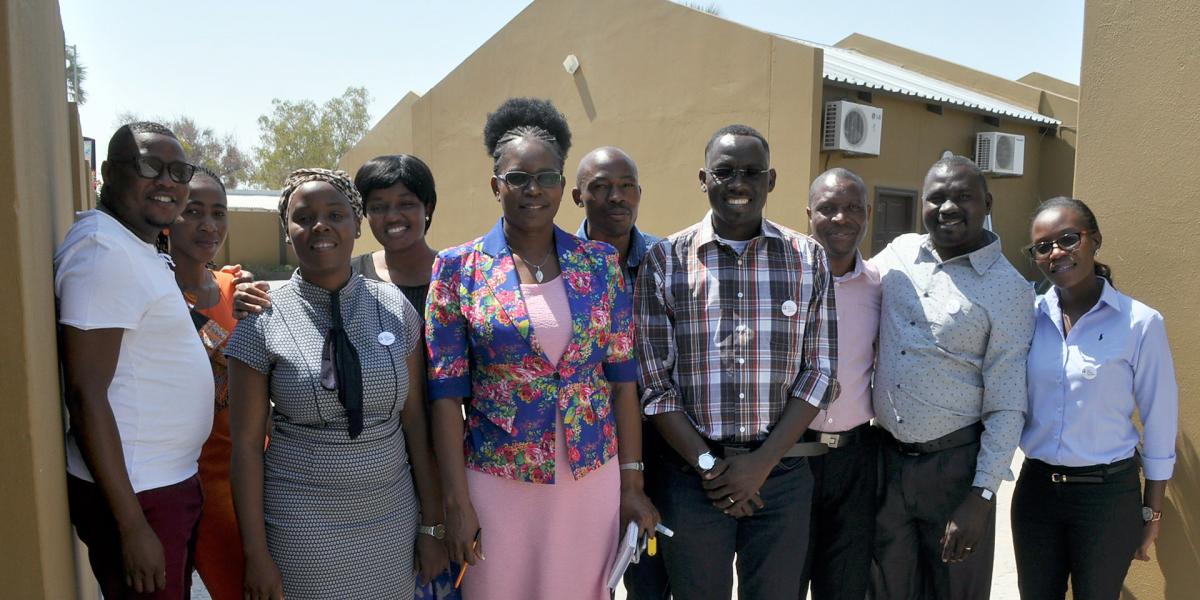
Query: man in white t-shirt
56 121 214 599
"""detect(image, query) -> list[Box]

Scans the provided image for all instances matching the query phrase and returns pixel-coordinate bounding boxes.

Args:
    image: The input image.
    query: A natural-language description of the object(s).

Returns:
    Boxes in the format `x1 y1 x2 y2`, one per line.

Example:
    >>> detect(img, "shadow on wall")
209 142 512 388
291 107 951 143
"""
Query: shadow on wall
573 67 597 121
1153 432 1200 599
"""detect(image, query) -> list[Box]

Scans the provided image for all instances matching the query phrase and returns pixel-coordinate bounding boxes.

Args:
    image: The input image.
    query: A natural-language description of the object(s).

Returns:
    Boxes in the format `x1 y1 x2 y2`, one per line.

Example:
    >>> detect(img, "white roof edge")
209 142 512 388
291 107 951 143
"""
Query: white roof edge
782 36 1061 127
225 189 281 213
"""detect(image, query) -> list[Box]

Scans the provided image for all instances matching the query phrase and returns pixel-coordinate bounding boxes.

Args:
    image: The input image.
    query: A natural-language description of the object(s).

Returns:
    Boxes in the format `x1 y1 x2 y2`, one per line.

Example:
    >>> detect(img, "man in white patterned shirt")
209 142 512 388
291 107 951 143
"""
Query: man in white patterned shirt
870 155 1034 600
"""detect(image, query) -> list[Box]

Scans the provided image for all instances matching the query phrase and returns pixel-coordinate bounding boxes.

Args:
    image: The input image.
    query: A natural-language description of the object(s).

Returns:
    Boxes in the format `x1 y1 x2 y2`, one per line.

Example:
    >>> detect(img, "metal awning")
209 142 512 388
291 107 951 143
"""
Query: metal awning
786 38 1061 126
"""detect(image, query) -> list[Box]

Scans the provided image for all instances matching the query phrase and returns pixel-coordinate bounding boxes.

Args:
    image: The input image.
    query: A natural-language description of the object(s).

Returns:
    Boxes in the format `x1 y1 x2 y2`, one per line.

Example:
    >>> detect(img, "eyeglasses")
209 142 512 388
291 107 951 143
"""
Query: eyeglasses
495 170 564 189
1026 231 1090 260
705 167 770 182
113 156 196 184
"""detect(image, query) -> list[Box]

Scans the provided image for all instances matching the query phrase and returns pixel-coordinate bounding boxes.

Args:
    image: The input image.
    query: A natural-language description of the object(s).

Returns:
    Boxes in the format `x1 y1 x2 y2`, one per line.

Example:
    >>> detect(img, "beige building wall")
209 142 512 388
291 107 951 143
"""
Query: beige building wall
343 0 823 251
1018 71 1079 100
1073 1 1199 598
223 211 296 268
821 85 1067 279
0 0 82 597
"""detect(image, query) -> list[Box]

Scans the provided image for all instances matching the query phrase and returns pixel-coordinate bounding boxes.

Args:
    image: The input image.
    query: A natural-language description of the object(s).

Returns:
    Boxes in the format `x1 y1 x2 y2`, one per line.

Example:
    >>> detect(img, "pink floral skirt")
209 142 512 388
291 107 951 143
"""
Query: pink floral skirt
461 417 619 600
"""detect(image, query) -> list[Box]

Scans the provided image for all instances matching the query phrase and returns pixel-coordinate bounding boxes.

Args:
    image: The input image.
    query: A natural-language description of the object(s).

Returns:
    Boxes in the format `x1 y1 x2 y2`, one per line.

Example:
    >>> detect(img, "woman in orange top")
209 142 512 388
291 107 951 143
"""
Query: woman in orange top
169 165 243 599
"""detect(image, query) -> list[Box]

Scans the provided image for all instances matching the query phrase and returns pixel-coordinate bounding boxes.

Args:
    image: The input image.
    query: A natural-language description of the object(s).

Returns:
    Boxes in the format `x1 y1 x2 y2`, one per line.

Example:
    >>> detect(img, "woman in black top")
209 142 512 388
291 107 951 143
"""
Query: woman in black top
351 155 439 310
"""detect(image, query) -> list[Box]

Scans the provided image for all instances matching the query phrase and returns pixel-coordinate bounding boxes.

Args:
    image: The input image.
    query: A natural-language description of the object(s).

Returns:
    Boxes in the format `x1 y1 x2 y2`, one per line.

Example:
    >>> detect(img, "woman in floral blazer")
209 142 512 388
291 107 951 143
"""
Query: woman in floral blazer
425 98 658 600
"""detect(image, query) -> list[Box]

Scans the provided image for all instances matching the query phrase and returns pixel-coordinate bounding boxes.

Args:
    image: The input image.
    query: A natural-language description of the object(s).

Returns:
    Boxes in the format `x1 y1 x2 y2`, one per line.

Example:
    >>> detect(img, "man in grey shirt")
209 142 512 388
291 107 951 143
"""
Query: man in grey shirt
870 155 1034 600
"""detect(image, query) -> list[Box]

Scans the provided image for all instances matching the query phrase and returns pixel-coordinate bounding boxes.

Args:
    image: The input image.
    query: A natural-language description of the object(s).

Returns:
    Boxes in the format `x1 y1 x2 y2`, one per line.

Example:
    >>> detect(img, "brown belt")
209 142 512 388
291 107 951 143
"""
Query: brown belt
878 422 984 456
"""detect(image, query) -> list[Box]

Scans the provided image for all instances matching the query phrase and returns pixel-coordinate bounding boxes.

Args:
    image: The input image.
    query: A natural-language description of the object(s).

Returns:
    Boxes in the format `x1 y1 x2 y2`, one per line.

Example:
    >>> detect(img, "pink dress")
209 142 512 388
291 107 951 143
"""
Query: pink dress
462 278 620 600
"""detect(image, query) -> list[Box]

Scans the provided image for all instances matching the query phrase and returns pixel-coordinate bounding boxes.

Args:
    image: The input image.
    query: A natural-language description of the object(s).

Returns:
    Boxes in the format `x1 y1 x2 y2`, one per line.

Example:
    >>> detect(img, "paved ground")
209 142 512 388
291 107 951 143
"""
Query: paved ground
190 455 1021 600
610 451 1025 600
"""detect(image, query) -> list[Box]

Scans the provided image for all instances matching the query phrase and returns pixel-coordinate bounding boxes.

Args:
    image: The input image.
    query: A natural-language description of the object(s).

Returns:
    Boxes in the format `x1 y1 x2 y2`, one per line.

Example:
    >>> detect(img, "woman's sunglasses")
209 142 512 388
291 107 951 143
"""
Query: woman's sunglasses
495 170 564 189
1026 231 1090 260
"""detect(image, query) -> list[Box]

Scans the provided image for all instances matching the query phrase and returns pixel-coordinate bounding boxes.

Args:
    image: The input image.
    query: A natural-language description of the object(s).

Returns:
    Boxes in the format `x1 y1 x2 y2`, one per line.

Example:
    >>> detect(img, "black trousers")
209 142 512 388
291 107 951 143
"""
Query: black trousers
799 429 878 600
1011 458 1143 600
624 422 672 600
659 456 813 600
872 438 995 600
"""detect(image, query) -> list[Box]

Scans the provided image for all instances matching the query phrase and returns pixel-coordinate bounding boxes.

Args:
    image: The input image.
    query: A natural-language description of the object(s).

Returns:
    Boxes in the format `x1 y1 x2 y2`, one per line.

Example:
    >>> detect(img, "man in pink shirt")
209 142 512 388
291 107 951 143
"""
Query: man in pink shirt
799 168 881 600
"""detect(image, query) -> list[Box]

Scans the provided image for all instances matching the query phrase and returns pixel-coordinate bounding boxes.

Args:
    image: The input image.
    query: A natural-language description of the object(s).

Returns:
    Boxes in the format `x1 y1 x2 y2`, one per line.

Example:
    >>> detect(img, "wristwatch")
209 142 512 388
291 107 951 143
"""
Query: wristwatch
418 523 446 540
696 451 716 472
973 486 995 502
1142 507 1162 523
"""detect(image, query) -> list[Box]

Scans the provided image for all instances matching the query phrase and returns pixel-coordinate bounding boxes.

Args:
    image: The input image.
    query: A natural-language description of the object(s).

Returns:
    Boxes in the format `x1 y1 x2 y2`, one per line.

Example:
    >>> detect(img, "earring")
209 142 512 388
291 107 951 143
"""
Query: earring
426 216 431 222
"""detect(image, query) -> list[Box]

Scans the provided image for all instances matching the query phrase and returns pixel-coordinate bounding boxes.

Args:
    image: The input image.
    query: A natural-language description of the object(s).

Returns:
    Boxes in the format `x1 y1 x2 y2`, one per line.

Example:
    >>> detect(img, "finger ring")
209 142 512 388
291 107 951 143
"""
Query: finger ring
727 496 736 506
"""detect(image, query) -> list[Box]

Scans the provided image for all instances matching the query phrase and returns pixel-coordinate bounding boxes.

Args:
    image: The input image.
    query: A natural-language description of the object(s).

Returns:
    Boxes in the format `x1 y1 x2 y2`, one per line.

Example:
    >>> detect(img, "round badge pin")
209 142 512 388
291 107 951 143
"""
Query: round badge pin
1081 364 1098 380
781 300 798 317
378 331 396 346
946 300 961 315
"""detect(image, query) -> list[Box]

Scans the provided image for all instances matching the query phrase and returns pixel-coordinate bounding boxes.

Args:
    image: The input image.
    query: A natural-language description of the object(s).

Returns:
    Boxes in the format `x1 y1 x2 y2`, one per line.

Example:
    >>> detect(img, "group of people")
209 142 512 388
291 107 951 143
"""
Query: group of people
54 96 1177 600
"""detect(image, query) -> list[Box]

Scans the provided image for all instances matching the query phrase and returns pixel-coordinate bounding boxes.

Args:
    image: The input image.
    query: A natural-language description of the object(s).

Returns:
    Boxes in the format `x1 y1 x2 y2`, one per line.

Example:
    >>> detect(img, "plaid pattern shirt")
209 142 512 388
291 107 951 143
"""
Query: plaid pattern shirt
634 213 838 443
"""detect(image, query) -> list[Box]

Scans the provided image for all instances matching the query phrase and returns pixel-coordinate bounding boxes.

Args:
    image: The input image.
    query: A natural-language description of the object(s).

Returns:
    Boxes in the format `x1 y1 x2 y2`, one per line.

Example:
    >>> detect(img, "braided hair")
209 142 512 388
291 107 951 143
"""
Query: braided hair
191 165 227 196
277 168 363 228
1033 196 1112 285
483 98 572 173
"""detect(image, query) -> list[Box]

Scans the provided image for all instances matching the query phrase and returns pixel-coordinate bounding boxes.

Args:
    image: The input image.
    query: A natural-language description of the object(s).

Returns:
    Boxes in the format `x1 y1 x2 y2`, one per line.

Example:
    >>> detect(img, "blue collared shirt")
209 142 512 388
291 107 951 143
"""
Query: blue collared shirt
575 219 661 283
1022 279 1178 480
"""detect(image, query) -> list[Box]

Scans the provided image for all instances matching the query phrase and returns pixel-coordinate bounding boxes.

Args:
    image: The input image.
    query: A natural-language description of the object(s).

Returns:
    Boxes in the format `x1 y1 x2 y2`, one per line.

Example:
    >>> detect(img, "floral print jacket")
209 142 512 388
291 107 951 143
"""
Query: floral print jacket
426 219 637 484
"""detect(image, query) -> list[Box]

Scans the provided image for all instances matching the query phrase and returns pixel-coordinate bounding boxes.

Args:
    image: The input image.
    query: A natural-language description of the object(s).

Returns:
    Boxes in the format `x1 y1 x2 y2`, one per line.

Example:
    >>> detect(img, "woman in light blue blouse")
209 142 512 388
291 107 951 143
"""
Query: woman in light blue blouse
1012 197 1178 600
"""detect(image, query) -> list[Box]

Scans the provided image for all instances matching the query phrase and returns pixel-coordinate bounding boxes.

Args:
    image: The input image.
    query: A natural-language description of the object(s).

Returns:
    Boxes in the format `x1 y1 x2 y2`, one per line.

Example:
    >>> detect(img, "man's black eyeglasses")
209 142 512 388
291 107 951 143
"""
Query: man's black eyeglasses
496 170 565 189
1026 231 1090 260
705 167 770 182
113 156 196 184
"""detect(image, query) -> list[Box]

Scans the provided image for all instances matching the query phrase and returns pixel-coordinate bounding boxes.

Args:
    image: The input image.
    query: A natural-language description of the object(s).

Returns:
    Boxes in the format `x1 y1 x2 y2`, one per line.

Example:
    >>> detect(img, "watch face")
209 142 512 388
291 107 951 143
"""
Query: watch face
697 452 716 471
434 524 446 539
1142 507 1154 522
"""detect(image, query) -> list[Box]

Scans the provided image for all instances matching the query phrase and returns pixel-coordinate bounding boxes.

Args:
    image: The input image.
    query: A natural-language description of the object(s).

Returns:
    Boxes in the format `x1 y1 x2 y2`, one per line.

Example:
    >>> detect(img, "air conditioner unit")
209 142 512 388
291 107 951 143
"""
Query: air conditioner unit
822 100 883 156
975 132 1025 176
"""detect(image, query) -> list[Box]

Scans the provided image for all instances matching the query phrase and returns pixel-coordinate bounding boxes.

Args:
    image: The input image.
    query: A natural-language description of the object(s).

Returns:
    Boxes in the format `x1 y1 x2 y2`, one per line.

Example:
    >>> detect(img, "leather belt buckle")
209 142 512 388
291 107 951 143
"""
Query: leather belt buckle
1051 473 1067 483
819 433 841 449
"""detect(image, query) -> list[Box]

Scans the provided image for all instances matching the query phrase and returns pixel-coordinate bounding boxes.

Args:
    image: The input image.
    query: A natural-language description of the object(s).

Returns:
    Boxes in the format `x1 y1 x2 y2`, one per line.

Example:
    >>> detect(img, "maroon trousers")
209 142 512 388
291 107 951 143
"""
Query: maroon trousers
68 474 204 600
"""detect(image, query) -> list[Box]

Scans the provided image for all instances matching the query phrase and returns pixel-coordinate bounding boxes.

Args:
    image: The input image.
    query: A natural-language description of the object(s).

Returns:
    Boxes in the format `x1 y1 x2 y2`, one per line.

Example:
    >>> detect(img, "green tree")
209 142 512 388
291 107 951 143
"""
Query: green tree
115 113 253 189
170 117 254 189
249 86 372 189
65 45 87 104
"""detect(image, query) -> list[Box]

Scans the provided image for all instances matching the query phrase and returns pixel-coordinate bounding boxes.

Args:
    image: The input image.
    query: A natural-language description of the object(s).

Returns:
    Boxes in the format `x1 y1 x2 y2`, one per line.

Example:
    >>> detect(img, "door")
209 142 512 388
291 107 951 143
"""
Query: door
871 187 918 256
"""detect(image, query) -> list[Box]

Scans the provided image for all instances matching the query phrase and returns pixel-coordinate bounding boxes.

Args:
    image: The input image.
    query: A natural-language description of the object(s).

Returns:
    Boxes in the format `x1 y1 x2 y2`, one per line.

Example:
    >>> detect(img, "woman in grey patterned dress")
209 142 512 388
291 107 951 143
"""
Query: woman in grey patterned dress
227 168 447 600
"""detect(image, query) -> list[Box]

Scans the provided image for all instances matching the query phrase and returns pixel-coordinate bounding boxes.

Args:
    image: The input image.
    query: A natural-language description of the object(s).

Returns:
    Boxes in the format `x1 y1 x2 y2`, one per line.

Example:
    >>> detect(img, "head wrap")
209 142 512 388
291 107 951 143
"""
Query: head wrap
277 168 364 228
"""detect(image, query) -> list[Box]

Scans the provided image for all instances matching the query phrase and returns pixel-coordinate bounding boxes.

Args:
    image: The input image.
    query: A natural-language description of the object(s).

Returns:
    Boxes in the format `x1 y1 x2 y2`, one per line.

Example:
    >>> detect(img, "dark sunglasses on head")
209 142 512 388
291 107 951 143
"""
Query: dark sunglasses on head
496 170 564 189
706 167 770 182
113 156 196 184
1026 231 1089 259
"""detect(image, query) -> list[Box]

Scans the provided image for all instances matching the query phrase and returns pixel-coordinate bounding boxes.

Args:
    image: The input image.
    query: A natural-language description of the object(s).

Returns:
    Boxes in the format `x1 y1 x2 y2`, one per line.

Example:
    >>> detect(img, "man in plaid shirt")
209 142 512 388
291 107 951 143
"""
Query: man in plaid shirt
634 124 838 600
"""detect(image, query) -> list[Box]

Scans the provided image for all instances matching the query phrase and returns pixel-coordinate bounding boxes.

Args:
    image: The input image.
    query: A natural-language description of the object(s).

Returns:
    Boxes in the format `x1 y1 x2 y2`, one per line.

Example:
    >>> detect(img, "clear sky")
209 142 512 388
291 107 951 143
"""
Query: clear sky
61 0 1083 159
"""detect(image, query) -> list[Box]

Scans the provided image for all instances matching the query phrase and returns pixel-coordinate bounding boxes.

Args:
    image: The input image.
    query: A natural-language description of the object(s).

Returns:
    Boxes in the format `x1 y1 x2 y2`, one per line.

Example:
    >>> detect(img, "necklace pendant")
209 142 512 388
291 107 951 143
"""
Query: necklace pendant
534 267 545 283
